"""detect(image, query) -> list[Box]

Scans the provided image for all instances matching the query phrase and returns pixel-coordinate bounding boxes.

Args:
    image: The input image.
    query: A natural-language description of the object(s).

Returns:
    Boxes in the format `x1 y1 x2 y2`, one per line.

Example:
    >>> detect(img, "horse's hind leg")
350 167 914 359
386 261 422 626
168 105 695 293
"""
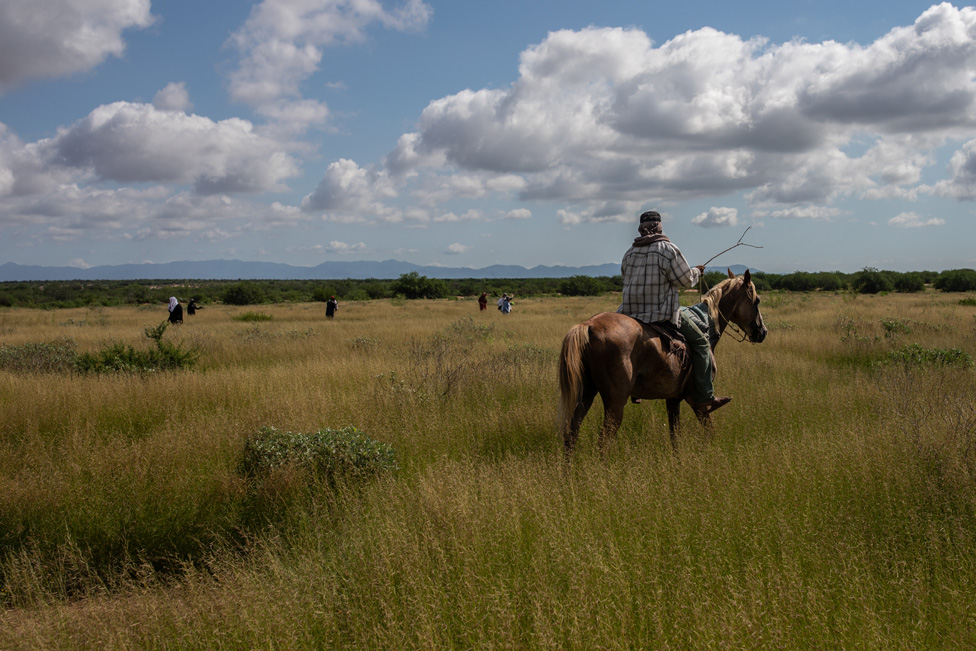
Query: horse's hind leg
597 397 627 455
564 385 597 459
666 398 682 451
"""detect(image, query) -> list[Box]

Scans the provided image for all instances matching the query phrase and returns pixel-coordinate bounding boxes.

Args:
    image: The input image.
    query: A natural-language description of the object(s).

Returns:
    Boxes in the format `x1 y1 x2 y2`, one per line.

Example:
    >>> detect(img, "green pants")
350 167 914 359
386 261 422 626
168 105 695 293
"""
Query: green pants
677 310 714 404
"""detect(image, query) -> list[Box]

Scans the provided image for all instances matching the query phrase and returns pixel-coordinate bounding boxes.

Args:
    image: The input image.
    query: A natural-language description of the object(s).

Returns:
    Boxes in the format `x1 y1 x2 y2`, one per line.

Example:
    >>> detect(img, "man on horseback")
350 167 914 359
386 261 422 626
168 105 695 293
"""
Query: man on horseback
617 210 731 414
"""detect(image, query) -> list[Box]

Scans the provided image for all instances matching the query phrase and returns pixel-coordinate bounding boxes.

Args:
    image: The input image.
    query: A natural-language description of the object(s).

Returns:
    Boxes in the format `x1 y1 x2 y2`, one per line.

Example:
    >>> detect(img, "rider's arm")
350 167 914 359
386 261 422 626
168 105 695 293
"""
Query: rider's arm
667 245 702 289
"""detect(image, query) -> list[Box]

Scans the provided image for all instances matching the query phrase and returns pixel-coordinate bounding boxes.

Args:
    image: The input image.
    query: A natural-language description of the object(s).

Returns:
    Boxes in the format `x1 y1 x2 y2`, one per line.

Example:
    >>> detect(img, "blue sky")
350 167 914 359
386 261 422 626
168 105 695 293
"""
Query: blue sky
0 0 973 274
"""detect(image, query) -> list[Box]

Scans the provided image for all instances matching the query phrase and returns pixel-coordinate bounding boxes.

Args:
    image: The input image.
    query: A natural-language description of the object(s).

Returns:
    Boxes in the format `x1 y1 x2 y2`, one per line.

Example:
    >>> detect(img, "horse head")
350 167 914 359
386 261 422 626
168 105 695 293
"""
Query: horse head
722 268 767 343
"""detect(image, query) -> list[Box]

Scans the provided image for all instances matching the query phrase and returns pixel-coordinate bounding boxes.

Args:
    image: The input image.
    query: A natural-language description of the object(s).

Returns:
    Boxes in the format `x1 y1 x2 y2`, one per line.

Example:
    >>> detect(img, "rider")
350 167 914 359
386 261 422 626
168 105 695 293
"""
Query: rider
617 210 731 413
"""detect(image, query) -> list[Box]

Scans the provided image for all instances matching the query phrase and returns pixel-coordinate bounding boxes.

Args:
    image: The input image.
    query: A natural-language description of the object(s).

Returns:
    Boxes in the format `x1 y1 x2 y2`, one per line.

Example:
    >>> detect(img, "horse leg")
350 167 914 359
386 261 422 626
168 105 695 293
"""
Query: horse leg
666 398 682 451
564 384 597 459
696 409 715 442
597 397 627 456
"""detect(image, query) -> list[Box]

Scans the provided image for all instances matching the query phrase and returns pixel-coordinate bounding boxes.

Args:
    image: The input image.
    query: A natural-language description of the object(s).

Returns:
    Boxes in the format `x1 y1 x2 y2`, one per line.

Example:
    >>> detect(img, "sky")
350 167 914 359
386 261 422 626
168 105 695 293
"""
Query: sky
1 0 974 274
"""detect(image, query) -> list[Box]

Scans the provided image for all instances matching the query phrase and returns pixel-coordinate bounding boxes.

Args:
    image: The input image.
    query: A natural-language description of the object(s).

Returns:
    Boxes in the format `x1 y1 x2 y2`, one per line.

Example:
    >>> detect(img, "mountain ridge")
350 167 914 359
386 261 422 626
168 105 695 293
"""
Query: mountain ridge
0 259 758 282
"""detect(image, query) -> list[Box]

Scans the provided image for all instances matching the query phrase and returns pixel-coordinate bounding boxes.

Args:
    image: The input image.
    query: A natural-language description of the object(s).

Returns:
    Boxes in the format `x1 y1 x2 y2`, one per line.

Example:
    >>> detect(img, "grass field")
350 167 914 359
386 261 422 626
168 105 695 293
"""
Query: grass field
1 289 975 649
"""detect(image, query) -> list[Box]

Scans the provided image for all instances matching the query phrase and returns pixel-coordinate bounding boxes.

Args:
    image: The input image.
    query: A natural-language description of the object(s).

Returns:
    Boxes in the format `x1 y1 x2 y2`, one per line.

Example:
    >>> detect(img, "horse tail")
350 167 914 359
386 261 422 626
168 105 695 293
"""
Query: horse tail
557 323 590 435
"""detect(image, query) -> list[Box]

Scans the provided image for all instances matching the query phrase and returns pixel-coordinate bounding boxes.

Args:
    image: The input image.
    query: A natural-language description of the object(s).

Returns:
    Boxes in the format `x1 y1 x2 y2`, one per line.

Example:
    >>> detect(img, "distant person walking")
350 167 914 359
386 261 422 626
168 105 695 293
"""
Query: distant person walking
186 298 201 316
500 294 514 315
326 296 339 319
478 292 488 311
167 297 183 324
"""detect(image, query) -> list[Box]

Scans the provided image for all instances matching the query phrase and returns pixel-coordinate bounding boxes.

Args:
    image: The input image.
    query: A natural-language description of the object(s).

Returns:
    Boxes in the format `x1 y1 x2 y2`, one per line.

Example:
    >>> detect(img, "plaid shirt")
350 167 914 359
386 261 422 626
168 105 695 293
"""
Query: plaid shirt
616 239 701 326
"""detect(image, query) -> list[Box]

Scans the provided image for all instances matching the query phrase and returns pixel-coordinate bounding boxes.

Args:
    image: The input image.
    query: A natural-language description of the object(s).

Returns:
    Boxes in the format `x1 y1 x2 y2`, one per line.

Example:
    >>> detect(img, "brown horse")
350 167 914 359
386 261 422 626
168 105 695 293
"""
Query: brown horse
558 269 767 455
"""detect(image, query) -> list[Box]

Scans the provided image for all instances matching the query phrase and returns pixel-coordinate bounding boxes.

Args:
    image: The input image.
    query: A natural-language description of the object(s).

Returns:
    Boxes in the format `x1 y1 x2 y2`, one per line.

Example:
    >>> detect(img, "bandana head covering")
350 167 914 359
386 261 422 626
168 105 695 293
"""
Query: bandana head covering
168 297 179 312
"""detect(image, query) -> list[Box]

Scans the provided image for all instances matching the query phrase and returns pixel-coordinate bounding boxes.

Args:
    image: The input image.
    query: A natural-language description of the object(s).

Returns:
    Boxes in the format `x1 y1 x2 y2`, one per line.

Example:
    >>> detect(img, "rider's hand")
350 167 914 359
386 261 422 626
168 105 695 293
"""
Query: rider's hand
695 265 705 274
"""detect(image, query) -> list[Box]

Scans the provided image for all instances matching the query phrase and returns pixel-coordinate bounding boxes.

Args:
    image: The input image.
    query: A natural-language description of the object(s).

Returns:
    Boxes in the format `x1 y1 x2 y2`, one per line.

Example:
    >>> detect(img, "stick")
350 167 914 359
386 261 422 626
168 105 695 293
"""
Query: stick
701 226 763 268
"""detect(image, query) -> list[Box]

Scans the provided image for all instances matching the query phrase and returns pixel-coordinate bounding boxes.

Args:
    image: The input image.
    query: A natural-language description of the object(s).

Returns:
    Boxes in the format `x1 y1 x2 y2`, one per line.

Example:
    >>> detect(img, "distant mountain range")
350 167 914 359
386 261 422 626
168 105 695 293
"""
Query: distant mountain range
0 259 757 282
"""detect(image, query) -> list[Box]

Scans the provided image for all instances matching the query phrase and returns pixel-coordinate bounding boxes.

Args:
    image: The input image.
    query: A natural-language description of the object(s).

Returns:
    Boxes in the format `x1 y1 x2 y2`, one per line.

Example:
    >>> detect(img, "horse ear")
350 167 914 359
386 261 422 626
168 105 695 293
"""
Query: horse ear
727 268 734 279
744 269 752 284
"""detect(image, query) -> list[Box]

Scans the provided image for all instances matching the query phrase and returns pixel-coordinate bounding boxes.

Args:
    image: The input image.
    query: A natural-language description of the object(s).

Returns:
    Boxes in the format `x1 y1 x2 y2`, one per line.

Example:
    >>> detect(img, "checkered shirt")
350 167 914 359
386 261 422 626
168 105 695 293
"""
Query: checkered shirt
616 240 701 326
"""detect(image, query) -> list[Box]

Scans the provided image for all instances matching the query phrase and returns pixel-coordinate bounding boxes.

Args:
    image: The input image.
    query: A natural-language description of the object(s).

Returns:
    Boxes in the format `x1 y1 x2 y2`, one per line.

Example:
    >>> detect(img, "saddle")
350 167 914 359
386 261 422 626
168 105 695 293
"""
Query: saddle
645 320 687 364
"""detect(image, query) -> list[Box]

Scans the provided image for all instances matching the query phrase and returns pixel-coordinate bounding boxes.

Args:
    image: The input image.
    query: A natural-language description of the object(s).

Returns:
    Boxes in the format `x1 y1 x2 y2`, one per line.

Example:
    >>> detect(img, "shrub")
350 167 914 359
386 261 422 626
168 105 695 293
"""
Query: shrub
935 269 976 292
0 338 77 372
894 272 925 293
883 343 973 369
74 322 198 373
558 275 608 297
852 268 895 294
390 272 450 299
222 281 266 305
239 426 399 486
233 311 274 322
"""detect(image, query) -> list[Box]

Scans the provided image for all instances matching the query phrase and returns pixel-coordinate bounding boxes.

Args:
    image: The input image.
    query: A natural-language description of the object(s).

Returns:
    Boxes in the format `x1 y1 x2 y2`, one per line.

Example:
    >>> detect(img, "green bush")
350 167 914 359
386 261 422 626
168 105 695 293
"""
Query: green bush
74 322 198 373
558 275 608 297
239 426 399 486
894 272 925 293
222 281 266 305
852 268 894 294
390 272 450 299
935 269 976 292
882 343 973 368
232 311 274 322
0 338 77 372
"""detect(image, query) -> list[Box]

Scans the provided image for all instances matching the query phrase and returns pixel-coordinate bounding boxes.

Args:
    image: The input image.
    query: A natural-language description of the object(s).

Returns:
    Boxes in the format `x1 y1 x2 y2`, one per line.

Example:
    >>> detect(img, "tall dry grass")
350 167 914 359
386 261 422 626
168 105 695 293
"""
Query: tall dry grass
1 291 975 648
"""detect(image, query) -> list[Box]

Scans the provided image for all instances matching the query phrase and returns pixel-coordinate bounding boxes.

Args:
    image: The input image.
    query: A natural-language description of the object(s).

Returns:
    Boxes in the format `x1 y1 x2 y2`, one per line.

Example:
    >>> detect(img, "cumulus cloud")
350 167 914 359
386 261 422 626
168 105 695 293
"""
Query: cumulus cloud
324 240 367 254
930 138 976 199
502 208 532 220
445 242 471 254
227 0 431 129
301 158 400 221
153 82 193 112
0 0 154 92
692 206 739 228
44 101 300 194
321 4 976 224
752 205 844 220
888 212 945 227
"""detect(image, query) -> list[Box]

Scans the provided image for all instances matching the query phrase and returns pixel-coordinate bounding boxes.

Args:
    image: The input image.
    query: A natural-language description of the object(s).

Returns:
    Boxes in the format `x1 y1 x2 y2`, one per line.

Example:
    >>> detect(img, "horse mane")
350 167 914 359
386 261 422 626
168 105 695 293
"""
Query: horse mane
701 276 750 325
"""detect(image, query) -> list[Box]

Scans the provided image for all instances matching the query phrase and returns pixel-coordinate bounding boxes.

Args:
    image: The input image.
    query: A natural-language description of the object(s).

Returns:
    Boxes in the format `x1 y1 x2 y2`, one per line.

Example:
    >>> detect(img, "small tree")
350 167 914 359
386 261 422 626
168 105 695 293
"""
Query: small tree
935 269 976 292
390 272 450 299
222 281 266 305
852 268 894 294
558 275 608 296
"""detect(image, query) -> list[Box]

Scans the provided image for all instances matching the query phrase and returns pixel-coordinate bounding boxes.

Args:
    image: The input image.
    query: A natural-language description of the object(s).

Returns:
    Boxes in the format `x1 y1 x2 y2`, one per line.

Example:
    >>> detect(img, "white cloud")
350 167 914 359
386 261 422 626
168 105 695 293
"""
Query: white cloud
502 208 532 220
325 240 367 254
433 209 481 223
227 0 431 129
752 205 844 220
930 138 976 200
45 101 300 194
445 242 471 254
153 82 193 113
888 212 945 228
301 158 400 223
337 5 976 223
0 0 154 92
692 206 738 229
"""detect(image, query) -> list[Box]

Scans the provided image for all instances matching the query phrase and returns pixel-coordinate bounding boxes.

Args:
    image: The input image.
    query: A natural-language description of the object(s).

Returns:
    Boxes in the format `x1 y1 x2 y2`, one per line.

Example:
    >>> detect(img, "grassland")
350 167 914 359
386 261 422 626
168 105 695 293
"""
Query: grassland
1 290 975 649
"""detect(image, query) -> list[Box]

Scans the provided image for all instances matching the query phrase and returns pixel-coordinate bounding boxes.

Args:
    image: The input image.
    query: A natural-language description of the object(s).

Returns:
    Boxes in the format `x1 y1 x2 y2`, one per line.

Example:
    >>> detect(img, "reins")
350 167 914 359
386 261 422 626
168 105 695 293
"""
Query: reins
696 226 763 344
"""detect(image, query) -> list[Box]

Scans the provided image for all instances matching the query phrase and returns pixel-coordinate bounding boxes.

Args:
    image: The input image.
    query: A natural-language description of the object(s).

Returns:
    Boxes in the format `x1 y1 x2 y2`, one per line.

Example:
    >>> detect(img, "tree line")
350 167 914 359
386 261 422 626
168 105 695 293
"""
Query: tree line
0 268 974 309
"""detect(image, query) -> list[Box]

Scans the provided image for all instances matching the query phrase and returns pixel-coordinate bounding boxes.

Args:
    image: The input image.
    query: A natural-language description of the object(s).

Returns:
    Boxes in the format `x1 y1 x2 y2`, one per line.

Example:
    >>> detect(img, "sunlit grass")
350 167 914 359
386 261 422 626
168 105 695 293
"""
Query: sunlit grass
1 290 975 648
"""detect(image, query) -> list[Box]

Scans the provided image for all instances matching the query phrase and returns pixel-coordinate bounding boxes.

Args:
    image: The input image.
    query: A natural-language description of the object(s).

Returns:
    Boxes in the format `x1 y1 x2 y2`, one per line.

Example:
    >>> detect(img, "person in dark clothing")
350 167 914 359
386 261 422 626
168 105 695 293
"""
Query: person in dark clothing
186 298 201 316
326 296 339 318
167 297 183 324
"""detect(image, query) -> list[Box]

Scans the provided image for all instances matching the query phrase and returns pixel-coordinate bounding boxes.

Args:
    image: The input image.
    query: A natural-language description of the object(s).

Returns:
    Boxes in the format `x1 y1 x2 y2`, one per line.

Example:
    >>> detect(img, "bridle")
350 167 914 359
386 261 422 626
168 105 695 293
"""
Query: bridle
702 278 756 344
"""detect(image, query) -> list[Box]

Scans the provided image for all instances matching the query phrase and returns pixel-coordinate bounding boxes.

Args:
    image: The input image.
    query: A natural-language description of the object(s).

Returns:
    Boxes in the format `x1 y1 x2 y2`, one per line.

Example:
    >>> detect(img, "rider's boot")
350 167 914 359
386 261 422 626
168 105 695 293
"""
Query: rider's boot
694 396 731 414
